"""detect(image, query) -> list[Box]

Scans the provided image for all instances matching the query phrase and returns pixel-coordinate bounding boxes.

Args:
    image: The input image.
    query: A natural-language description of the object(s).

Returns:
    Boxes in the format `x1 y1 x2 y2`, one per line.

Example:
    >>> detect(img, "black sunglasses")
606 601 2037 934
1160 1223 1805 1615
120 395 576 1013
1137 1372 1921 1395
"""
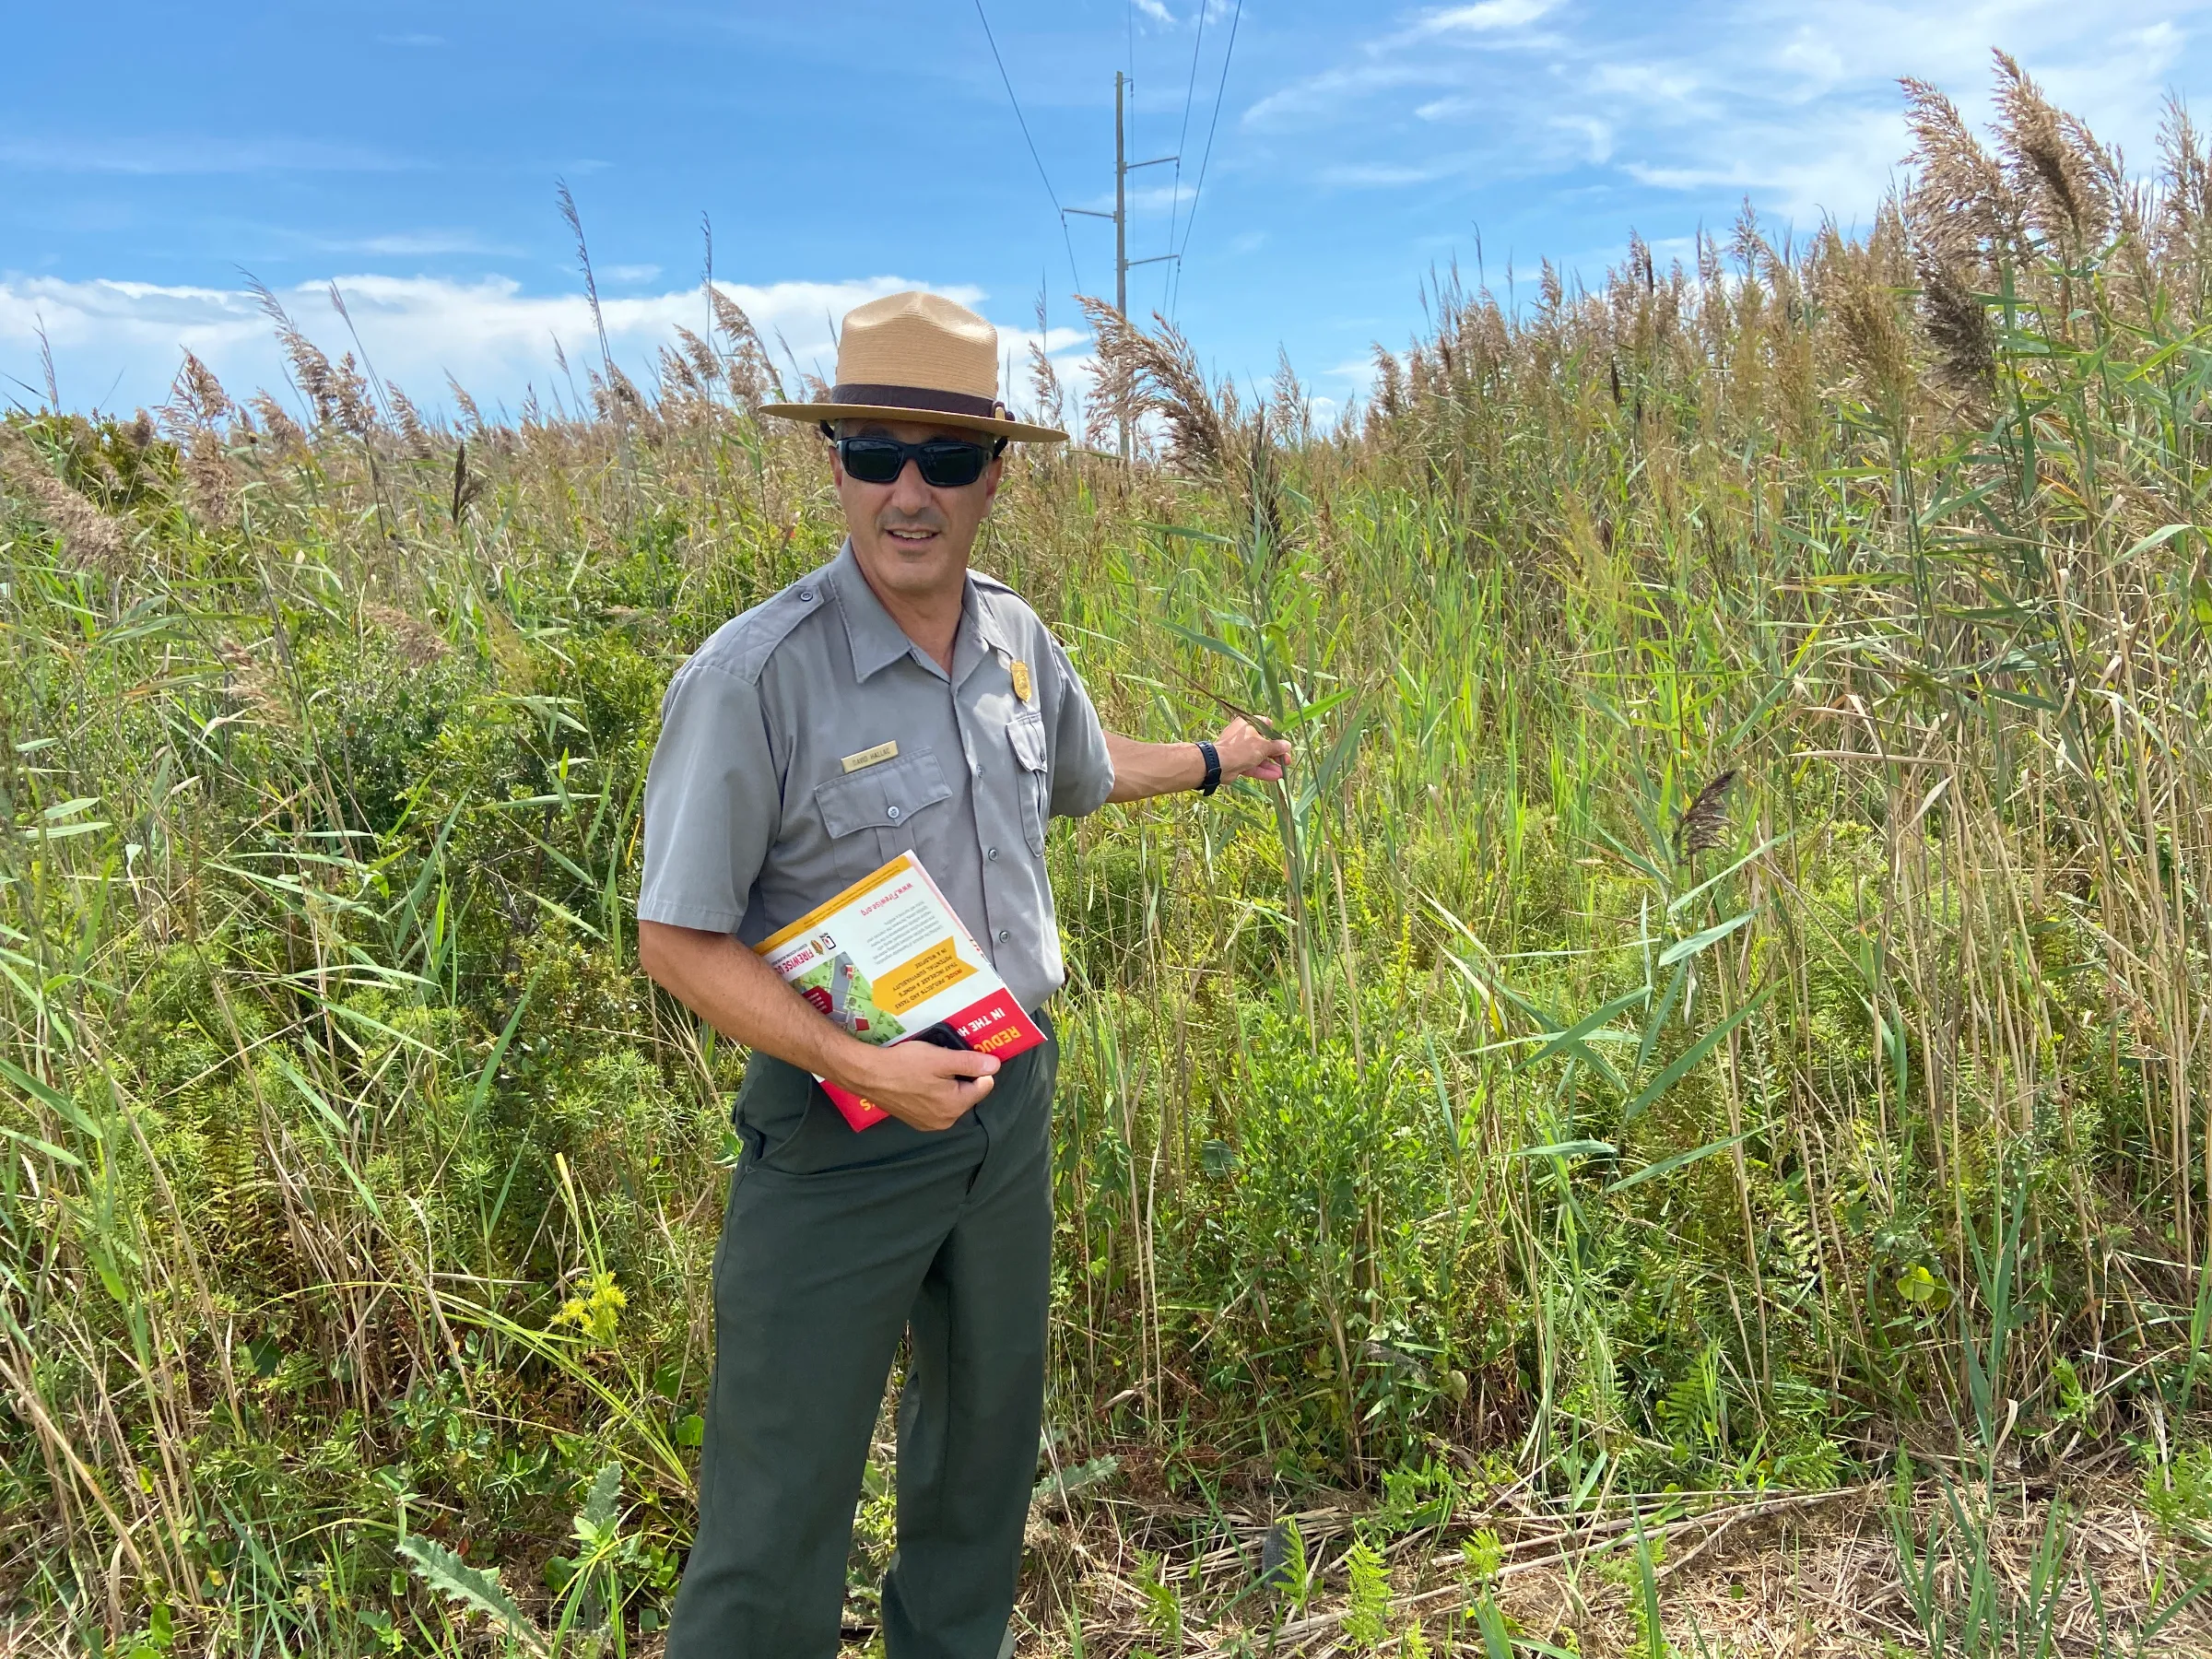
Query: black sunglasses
824 426 1006 488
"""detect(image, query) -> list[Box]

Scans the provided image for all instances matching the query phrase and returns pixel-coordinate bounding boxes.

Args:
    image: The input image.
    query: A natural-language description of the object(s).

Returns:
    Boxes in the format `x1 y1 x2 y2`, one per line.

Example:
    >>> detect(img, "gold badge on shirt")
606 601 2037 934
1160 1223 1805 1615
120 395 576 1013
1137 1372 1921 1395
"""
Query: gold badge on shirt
1010 659 1032 703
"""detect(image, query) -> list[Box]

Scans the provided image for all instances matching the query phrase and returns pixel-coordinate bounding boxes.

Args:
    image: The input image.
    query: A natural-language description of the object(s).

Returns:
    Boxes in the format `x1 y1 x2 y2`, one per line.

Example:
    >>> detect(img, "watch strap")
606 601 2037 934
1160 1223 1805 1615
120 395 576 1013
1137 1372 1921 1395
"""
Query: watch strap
1196 738 1222 796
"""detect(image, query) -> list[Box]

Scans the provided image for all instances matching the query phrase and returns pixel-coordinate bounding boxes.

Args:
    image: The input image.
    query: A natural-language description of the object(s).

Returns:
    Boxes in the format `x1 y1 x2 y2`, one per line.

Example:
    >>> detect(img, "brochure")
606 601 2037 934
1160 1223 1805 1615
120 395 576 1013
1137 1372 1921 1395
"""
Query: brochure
753 851 1046 1130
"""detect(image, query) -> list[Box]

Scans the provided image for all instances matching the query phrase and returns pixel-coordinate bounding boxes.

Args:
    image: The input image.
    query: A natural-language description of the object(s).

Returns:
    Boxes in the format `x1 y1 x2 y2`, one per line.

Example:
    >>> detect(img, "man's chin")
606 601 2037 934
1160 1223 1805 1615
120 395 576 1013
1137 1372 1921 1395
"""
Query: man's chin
855 530 967 593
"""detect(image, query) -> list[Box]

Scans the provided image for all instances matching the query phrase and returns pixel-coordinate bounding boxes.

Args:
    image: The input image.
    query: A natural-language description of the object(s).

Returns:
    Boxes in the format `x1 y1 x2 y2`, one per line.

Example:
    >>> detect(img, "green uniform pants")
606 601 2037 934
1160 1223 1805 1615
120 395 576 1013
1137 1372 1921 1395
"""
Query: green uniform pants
665 1015 1057 1659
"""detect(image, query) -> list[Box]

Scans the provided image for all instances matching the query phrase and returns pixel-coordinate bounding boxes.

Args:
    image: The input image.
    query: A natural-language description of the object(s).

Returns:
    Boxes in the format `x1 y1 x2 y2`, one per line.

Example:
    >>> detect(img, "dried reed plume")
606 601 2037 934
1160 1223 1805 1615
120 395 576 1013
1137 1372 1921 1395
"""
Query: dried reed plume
1820 227 1915 412
1677 771 1738 859
161 351 234 434
1919 256 1994 391
0 427 128 570
386 384 437 460
363 602 450 667
248 276 376 437
446 375 486 433
1901 76 2022 270
1078 296 1240 473
1993 51 2113 248
709 287 785 406
160 353 244 524
451 437 485 525
1027 295 1068 437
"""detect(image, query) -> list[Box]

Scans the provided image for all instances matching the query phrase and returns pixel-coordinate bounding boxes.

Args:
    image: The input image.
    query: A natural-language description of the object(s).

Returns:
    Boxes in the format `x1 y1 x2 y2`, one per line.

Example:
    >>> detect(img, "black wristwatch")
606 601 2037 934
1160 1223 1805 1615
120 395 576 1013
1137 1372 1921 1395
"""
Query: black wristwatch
1195 738 1222 796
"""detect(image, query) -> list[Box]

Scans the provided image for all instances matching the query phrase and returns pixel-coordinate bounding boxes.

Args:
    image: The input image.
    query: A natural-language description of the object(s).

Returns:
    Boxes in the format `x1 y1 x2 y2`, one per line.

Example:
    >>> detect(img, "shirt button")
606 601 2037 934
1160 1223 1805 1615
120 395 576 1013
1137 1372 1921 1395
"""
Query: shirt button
995 928 1010 944
885 804 901 821
797 587 814 602
986 846 999 861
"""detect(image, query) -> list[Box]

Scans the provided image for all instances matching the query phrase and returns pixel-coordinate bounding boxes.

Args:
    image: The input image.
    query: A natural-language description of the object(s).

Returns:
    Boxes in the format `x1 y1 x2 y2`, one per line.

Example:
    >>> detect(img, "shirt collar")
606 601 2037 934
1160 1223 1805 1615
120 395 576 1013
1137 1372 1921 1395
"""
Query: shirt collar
828 540 1013 685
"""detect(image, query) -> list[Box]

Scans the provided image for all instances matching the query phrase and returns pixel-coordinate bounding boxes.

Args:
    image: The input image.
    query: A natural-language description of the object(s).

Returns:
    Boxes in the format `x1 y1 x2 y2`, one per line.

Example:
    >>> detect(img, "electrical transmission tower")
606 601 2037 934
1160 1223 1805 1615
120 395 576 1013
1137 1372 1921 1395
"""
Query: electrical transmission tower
1065 69 1177 462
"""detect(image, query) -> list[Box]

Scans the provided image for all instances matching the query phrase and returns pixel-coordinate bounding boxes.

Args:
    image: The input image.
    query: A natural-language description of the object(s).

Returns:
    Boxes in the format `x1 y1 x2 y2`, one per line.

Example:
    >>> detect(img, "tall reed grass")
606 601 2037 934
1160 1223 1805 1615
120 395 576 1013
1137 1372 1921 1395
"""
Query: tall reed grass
5 53 2212 1655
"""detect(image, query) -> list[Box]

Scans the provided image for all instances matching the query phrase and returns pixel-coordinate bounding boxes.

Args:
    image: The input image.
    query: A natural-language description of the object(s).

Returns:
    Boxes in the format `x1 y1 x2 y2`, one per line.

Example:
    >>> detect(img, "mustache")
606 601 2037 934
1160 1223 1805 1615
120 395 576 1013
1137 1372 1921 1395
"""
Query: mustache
877 507 947 534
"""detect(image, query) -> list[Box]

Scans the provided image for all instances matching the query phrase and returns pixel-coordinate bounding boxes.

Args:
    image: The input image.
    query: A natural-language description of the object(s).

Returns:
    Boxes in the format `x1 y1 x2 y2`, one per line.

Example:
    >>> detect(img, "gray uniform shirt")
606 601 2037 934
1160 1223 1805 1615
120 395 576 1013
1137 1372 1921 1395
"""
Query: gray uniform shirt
637 542 1115 1012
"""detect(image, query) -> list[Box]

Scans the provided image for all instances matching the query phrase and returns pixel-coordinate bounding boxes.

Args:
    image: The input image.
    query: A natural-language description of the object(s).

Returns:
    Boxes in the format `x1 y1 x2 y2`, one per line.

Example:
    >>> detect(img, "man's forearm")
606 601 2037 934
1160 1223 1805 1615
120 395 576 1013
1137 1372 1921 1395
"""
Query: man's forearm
1103 732 1206 803
637 920 877 1087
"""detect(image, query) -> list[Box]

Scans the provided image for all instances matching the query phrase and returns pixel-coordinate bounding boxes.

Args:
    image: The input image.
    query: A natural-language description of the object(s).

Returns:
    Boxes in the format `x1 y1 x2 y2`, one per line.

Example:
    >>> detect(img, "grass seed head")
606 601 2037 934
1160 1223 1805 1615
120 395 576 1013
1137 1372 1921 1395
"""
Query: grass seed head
1677 770 1739 859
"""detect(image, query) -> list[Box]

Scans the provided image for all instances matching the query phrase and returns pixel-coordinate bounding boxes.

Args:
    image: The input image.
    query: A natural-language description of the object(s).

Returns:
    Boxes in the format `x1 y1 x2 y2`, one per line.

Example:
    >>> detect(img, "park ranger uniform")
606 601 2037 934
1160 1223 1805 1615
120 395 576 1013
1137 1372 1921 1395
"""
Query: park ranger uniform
641 539 1113 1659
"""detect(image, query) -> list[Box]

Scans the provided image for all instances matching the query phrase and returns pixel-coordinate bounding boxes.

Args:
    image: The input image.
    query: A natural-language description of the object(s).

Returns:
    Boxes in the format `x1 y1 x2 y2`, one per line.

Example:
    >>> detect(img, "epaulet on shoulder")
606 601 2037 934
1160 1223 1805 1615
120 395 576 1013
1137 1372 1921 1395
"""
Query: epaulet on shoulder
687 575 829 685
968 570 1042 636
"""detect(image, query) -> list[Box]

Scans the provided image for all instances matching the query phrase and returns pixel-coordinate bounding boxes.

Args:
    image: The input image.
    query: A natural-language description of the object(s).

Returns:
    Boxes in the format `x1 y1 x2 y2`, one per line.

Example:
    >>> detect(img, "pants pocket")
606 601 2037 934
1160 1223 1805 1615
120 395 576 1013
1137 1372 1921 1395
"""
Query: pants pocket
732 1053 816 1166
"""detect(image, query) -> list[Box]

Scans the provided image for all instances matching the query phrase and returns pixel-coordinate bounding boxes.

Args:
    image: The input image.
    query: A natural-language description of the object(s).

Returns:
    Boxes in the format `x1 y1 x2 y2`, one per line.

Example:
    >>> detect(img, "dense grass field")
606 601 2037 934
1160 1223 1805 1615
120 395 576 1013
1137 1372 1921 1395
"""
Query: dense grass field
12 61 2212 1655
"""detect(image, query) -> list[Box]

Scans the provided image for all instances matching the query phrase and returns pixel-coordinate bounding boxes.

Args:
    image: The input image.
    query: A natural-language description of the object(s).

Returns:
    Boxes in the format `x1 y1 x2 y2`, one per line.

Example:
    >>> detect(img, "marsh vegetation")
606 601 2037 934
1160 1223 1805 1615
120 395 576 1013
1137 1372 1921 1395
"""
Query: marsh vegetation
8 55 2212 1656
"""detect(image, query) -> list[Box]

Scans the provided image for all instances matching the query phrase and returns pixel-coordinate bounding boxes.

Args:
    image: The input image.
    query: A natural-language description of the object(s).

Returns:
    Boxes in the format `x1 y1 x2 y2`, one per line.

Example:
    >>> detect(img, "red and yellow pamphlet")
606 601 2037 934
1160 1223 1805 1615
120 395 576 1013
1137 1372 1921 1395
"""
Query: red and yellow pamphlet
754 851 1046 1130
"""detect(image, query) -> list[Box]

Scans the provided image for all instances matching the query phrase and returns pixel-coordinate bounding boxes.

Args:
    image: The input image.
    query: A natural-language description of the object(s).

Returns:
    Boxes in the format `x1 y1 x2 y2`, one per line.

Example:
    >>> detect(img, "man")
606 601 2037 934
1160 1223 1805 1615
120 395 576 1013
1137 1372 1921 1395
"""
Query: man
638 290 1288 1659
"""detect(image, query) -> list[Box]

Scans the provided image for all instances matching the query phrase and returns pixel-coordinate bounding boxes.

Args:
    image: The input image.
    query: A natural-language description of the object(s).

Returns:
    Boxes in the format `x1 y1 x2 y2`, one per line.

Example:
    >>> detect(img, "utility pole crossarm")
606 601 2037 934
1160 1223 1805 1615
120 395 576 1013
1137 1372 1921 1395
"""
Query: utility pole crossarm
1062 69 1160 462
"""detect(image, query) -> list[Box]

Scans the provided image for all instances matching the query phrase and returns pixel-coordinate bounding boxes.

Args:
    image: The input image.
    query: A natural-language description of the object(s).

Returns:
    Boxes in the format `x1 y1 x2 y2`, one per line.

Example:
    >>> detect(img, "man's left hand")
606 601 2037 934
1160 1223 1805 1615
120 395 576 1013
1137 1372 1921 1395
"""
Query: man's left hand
1217 716 1291 783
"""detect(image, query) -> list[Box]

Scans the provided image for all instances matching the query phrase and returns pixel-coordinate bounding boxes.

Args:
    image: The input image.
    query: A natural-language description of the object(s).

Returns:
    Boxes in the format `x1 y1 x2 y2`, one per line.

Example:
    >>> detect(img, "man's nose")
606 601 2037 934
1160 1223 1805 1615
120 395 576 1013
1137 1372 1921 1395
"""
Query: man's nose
888 460 935 508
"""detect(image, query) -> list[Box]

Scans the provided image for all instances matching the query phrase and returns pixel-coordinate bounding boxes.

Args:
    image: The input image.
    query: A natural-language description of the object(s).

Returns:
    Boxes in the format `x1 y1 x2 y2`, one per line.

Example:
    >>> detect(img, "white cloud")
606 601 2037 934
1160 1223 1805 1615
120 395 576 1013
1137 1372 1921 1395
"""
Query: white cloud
1239 0 2212 223
1132 0 1175 20
0 272 1043 418
1320 159 1463 187
1422 0 1561 32
1243 62 1440 129
1555 114 1614 163
321 229 516 257
601 264 664 285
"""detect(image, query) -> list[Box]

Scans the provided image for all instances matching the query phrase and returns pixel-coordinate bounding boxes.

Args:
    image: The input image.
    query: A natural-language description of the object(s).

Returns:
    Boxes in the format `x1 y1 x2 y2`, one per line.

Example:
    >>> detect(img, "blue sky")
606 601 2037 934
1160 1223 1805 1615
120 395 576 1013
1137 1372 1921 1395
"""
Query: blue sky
5 1 2207 427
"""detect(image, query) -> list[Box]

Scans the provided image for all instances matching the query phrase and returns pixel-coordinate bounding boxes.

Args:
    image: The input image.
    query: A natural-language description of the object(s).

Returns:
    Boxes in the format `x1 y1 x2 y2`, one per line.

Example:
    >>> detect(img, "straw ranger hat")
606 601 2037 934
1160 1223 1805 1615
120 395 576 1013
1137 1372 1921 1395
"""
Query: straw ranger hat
759 290 1066 443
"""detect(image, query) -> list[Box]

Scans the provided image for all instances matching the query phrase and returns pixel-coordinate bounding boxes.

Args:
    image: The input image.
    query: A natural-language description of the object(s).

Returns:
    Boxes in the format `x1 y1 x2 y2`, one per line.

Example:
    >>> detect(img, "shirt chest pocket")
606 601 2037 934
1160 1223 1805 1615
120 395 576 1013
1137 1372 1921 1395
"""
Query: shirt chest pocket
813 749 953 879
1007 711 1049 856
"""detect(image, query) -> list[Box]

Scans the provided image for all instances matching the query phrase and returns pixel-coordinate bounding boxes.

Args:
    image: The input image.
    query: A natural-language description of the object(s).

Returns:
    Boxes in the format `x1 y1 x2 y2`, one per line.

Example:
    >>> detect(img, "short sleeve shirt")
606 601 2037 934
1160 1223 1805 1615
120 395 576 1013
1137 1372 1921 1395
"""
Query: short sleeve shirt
637 541 1115 1011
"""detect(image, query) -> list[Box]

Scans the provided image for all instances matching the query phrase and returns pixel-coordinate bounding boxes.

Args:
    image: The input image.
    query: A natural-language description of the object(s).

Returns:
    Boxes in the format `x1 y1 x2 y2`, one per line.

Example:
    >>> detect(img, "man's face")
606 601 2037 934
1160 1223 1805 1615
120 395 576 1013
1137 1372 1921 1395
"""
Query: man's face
833 419 1005 605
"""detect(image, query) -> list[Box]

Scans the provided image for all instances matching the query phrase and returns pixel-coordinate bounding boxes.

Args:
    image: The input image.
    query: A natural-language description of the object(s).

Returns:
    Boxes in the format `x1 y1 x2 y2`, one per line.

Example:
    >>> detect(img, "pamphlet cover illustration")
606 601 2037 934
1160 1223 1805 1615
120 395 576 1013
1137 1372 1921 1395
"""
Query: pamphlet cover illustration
754 852 1046 1129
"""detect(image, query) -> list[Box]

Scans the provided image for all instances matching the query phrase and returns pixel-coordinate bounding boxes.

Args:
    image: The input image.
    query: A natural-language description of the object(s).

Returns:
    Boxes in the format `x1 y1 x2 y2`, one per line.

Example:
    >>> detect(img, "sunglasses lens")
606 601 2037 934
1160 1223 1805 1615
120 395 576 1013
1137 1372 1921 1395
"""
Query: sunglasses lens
839 439 904 485
917 442 988 488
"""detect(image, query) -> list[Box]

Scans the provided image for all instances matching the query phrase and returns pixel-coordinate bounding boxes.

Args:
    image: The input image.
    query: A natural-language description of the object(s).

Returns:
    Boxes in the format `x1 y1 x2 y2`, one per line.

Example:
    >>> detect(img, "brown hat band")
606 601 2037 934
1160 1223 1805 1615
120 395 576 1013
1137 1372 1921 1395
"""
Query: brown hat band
830 382 1006 421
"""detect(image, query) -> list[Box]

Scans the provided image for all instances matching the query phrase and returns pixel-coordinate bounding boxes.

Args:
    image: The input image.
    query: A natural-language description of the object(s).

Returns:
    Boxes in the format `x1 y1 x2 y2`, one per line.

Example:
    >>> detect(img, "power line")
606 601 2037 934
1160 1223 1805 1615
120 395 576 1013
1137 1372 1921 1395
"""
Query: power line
1126 0 1137 161
1161 0 1211 312
973 0 1084 292
1171 0 1243 320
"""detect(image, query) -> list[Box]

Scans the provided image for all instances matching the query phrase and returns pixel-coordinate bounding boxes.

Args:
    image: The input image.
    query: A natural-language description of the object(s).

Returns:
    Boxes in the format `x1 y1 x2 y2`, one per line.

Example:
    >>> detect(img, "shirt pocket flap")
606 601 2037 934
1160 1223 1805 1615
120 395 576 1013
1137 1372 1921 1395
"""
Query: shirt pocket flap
1006 710 1048 773
813 750 951 839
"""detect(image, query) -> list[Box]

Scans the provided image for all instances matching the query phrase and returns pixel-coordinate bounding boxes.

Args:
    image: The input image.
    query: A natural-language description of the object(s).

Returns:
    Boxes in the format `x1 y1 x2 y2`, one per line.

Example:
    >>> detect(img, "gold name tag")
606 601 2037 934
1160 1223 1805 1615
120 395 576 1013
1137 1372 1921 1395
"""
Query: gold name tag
1010 659 1033 702
841 740 900 773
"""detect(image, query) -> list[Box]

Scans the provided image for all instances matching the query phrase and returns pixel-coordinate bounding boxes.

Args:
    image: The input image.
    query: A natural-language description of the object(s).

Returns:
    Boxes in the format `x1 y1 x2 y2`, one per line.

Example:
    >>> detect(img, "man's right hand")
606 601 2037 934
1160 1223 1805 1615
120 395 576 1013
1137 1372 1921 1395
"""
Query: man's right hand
841 1040 1002 1133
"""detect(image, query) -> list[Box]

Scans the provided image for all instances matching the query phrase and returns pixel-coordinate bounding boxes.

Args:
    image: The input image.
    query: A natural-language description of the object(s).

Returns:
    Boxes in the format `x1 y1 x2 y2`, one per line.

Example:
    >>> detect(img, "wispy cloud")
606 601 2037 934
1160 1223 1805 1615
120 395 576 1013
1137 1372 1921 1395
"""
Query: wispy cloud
1243 0 1564 130
1319 159 1465 187
0 273 1051 418
313 229 517 257
1238 0 2212 224
0 135 415 175
1421 0 1562 33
